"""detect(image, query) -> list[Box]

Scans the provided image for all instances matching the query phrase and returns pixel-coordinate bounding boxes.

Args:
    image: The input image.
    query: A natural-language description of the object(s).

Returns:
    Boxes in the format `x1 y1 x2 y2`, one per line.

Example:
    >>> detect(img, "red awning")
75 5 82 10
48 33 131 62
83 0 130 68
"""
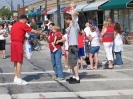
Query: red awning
42 9 51 15
61 6 71 13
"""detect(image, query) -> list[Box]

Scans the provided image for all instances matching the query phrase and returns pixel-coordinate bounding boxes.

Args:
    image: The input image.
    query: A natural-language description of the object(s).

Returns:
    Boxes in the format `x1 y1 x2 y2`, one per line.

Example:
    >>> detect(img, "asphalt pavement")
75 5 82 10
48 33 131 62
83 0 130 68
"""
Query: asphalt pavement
0 38 133 99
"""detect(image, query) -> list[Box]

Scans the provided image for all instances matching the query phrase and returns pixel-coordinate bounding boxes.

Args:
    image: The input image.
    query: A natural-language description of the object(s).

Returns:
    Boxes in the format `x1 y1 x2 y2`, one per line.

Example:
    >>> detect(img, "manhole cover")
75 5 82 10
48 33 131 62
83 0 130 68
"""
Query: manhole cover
80 74 106 79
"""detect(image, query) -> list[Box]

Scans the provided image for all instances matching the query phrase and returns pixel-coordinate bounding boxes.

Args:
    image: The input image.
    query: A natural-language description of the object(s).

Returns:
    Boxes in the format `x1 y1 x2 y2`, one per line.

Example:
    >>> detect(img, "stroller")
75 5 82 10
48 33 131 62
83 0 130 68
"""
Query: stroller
28 34 42 50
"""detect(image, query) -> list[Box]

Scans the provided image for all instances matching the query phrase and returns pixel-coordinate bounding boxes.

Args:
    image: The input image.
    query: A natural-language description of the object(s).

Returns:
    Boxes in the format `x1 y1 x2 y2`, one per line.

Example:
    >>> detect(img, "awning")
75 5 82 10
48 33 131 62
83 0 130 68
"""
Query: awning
83 0 108 11
31 11 40 16
76 4 88 12
61 6 71 13
101 0 132 10
42 9 51 15
36 10 45 16
54 7 66 13
26 12 34 17
47 8 57 14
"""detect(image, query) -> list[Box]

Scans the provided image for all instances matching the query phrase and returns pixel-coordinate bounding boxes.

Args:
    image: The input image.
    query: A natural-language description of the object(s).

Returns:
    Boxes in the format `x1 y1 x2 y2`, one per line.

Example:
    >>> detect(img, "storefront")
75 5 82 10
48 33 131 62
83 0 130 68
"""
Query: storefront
82 0 108 30
102 0 133 32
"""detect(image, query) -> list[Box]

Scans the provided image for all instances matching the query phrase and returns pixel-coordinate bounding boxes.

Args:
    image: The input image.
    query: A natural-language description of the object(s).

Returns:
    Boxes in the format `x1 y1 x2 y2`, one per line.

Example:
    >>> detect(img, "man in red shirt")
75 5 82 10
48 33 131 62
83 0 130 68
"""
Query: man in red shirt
10 15 45 85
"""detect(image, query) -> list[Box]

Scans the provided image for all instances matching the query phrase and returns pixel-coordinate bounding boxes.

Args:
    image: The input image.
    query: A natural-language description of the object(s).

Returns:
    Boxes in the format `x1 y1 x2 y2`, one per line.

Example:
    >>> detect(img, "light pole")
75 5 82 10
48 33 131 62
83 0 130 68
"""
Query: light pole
22 0 24 14
57 0 61 29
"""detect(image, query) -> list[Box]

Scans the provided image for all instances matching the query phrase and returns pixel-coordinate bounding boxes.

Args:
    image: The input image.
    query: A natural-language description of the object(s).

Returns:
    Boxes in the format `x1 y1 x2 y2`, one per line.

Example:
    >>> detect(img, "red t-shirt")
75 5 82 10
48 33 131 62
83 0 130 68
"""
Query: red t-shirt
78 34 84 48
54 32 62 40
48 32 62 52
11 21 32 43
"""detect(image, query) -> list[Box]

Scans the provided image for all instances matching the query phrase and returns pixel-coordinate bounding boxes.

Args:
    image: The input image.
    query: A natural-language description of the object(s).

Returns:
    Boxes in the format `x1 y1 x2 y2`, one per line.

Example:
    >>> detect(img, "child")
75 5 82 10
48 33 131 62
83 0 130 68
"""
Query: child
52 25 63 52
78 28 85 69
113 23 123 67
63 32 71 71
67 2 79 22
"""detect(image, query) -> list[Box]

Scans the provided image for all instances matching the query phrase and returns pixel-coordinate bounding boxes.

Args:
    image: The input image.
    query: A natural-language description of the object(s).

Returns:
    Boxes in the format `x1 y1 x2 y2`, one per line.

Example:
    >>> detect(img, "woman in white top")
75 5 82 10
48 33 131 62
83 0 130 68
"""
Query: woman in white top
113 23 123 66
87 25 100 70
0 24 8 59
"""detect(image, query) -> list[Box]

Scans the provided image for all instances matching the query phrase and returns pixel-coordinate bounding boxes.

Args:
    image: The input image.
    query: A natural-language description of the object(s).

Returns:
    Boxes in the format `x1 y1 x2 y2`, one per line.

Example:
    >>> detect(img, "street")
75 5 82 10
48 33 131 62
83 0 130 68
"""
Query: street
0 38 133 99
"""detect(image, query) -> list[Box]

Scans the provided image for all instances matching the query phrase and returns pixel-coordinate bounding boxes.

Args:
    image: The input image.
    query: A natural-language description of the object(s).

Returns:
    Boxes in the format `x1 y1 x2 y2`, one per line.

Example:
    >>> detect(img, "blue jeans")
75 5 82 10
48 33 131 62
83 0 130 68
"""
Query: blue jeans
115 52 123 65
51 49 64 78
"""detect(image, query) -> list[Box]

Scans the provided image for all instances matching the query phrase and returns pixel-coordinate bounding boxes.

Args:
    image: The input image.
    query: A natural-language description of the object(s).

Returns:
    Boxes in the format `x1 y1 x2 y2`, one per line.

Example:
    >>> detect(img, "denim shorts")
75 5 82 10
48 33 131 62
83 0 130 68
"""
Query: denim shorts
90 46 100 54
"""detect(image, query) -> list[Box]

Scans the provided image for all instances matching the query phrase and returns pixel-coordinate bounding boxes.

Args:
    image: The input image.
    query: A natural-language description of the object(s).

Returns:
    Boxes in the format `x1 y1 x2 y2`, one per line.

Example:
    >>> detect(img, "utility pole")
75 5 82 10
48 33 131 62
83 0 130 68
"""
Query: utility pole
11 0 13 20
57 0 61 29
22 0 24 14
45 0 47 15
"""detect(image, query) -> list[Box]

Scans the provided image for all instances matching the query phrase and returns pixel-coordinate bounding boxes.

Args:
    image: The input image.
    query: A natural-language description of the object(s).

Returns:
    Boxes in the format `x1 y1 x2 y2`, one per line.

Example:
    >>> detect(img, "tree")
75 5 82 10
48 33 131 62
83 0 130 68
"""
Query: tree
0 6 12 20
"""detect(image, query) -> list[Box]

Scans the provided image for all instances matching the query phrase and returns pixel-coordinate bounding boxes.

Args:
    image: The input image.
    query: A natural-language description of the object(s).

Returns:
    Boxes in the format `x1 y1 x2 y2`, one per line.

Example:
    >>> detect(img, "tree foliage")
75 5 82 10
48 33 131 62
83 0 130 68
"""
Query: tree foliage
0 6 11 19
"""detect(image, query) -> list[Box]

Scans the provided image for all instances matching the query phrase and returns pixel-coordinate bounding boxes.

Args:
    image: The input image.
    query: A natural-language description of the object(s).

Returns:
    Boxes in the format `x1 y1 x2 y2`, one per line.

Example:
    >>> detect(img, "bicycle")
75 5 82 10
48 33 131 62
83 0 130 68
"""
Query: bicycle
122 27 131 45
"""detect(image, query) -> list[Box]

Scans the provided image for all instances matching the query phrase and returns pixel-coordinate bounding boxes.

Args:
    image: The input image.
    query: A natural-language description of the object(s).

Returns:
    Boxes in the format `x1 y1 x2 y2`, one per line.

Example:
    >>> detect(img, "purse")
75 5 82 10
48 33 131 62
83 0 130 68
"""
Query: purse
3 33 8 37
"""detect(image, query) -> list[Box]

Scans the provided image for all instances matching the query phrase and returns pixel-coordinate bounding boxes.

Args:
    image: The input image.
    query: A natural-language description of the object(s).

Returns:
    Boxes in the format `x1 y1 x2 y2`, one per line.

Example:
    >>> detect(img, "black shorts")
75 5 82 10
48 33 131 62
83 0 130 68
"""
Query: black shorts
0 40 6 50
68 46 78 67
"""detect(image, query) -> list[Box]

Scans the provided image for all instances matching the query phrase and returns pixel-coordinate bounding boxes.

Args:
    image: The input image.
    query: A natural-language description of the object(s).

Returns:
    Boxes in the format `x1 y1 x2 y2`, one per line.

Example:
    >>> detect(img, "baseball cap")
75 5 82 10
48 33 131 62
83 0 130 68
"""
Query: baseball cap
19 15 28 20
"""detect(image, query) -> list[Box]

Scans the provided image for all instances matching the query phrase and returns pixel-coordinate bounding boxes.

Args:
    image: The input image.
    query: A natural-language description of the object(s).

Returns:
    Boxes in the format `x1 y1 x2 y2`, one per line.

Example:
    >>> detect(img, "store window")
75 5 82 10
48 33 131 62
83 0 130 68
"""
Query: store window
114 10 118 22
104 10 111 19
129 9 133 32
124 9 129 30
119 9 124 29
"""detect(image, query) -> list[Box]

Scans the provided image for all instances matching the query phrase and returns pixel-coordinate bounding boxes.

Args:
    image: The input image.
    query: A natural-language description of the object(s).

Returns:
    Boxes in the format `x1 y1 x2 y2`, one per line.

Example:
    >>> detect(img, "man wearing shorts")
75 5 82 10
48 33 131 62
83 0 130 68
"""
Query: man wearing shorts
64 14 80 84
10 15 45 85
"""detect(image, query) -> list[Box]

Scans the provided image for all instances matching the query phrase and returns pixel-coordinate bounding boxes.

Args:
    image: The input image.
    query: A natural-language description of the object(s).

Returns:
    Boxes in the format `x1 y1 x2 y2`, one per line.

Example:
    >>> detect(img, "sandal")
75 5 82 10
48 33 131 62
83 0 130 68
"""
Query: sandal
86 67 94 70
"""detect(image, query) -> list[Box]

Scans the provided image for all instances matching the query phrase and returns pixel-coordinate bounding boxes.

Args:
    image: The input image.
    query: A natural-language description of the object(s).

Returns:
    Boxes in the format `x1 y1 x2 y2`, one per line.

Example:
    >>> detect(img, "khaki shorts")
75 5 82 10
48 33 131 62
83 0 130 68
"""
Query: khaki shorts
68 46 78 67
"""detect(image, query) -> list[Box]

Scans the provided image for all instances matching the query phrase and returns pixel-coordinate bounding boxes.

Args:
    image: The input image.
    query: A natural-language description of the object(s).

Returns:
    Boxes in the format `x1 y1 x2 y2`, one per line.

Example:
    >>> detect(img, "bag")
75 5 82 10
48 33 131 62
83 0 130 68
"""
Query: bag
3 33 8 37
25 40 32 59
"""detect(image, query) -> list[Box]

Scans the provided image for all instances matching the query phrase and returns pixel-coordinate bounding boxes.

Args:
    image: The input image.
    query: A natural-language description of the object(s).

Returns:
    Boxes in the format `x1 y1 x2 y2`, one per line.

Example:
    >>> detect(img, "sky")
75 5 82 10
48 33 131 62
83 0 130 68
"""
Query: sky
0 0 41 10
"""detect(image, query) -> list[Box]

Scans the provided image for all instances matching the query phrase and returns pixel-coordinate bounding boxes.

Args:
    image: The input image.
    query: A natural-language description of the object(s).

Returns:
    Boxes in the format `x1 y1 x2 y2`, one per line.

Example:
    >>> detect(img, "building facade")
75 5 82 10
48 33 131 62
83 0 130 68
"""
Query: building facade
18 4 28 17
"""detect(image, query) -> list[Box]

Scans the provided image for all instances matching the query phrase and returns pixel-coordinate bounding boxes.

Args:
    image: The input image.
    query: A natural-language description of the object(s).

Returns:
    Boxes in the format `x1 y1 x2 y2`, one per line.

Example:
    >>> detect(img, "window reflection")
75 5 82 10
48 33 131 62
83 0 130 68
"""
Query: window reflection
129 9 133 31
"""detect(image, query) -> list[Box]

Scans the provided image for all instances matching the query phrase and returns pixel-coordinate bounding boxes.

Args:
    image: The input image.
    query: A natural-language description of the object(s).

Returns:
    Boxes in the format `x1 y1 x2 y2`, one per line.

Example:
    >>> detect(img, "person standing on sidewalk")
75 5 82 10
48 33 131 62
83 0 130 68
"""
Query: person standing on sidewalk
113 23 123 67
45 23 65 81
10 15 46 85
65 13 80 84
0 24 8 59
101 20 114 69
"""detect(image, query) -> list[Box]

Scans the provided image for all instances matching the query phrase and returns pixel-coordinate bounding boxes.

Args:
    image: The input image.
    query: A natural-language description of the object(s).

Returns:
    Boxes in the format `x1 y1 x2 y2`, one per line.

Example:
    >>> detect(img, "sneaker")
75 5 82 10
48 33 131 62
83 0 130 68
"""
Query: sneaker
55 78 64 81
52 75 57 80
16 79 28 85
69 79 80 84
114 65 122 67
66 77 76 82
13 77 17 83
65 66 68 68
53 48 57 52
67 69 71 72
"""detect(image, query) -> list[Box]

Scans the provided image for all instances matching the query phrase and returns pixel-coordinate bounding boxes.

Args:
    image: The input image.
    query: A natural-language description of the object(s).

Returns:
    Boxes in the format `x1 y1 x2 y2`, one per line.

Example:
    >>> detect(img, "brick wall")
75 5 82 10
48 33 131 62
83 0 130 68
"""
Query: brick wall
18 5 28 16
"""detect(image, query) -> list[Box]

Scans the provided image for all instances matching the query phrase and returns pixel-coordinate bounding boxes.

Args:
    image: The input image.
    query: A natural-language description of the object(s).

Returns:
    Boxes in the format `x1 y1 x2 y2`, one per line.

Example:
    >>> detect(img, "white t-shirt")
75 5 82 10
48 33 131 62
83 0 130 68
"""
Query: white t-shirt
64 34 69 50
113 34 123 52
84 26 92 37
0 29 6 40
47 22 52 29
8 25 12 32
90 31 100 46
70 9 78 22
